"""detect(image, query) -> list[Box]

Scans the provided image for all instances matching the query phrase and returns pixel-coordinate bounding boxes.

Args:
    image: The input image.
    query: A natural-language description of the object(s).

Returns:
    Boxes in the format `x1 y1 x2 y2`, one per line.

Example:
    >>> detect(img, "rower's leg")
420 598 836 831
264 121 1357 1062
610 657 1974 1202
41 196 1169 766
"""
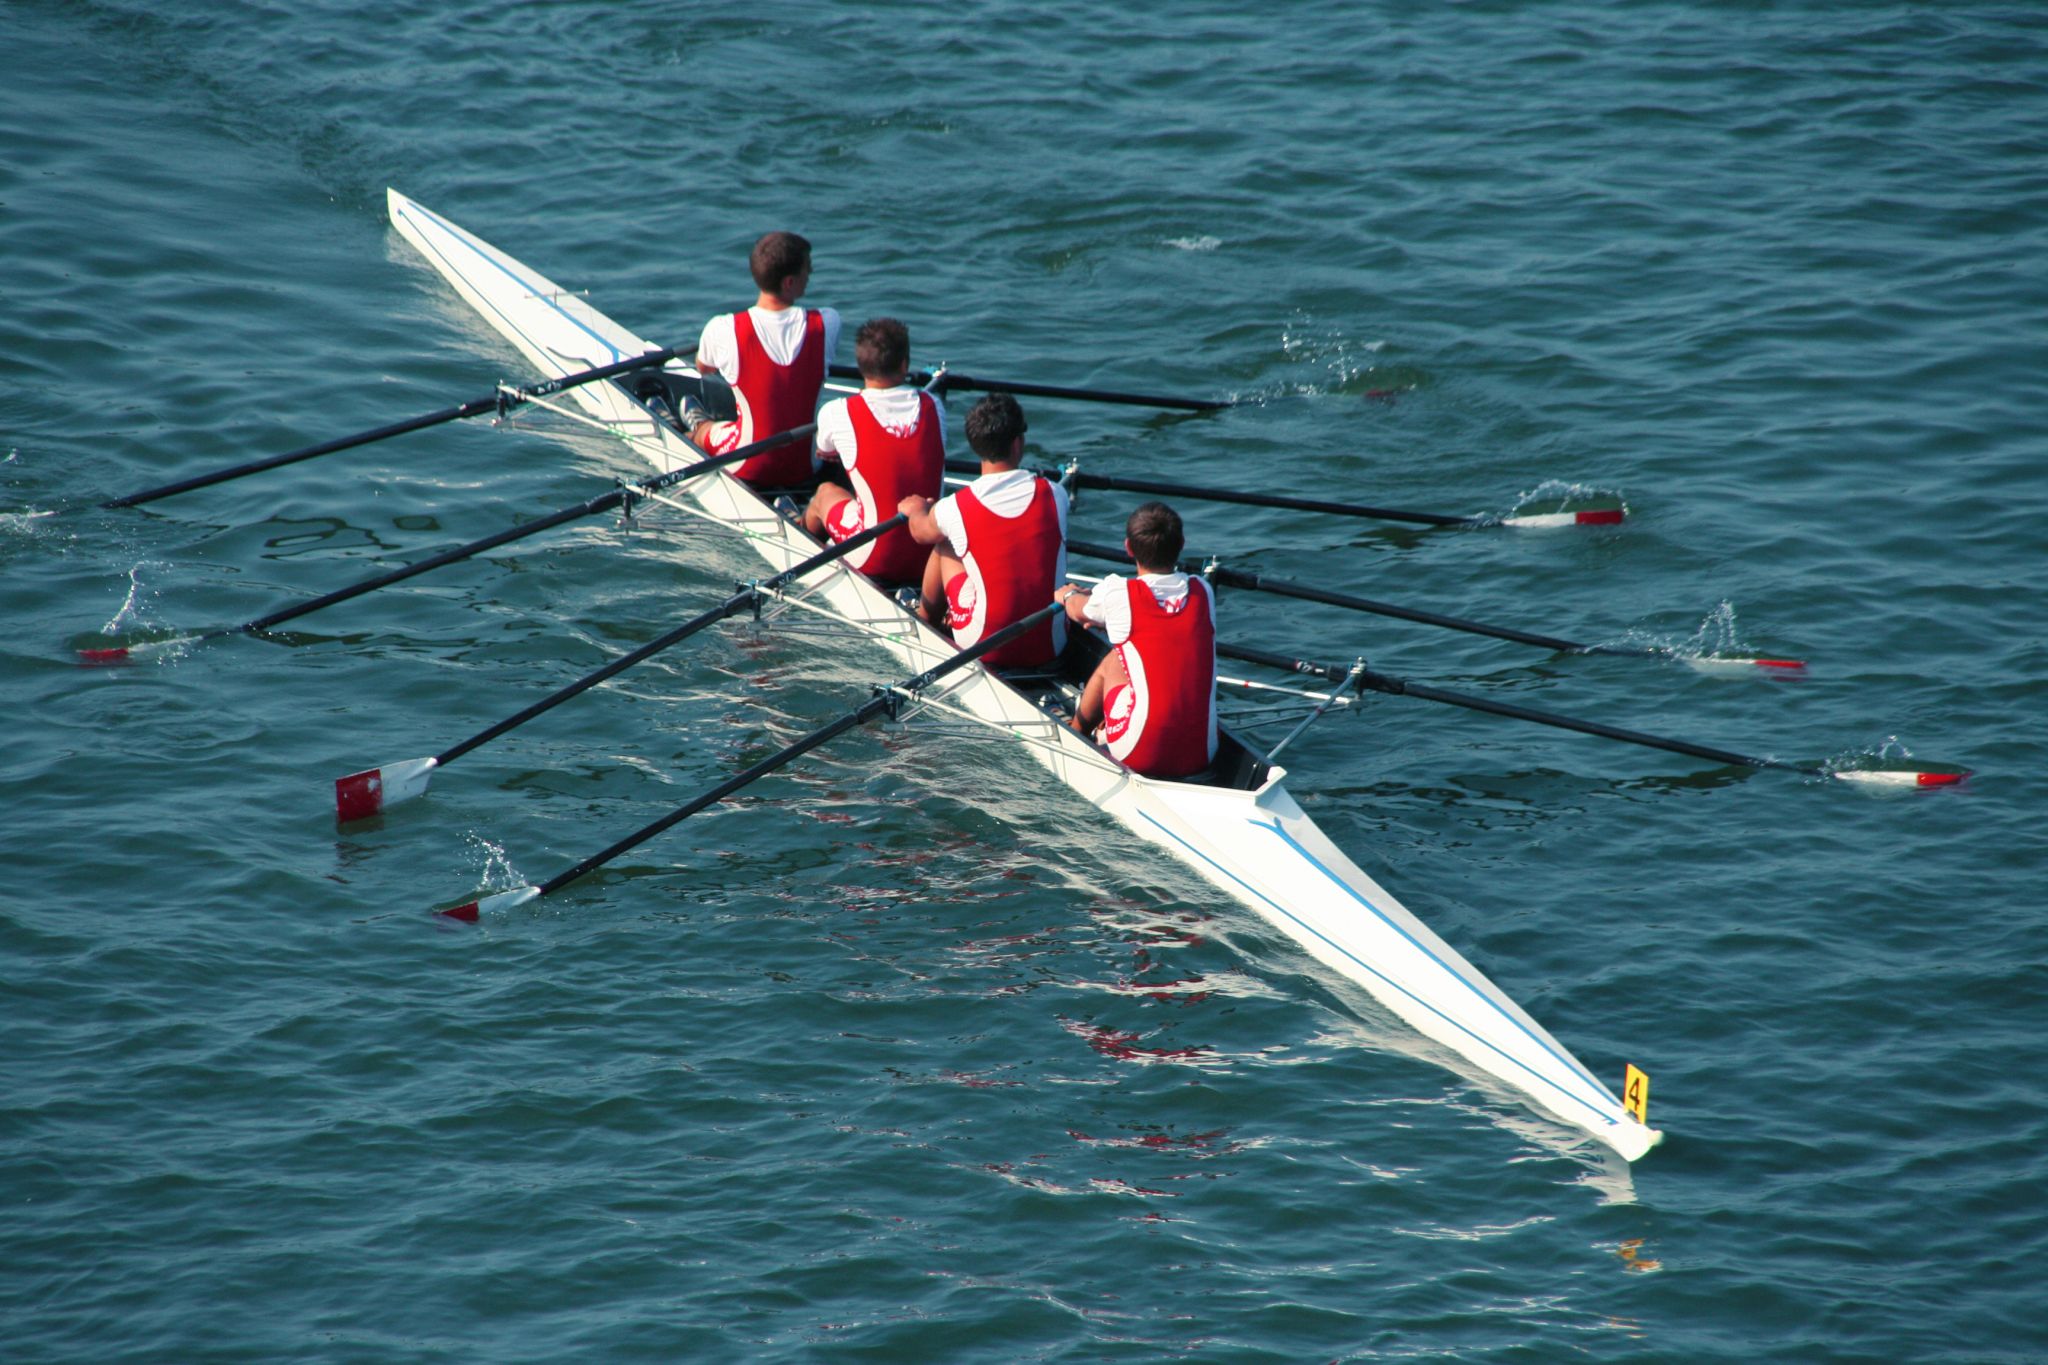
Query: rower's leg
804 481 854 538
1073 649 1128 736
922 550 963 628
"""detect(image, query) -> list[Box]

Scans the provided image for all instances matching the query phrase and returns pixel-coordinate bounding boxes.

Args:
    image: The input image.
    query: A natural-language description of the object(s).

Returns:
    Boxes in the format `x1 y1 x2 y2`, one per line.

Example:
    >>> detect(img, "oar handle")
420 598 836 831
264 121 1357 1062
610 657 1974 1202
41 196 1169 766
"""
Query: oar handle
98 347 679 512
831 364 1228 412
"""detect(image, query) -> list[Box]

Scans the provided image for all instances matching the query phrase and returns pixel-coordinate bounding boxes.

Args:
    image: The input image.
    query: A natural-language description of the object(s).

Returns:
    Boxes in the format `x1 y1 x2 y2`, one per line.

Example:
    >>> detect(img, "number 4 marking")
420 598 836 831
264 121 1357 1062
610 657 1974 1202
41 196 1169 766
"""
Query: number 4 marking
1623 1064 1650 1124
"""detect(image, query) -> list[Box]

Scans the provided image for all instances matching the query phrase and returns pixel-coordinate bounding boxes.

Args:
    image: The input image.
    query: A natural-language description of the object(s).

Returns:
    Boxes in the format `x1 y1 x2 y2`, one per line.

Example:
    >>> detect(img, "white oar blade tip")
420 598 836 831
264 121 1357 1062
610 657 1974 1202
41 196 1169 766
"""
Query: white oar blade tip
335 756 437 822
437 885 540 923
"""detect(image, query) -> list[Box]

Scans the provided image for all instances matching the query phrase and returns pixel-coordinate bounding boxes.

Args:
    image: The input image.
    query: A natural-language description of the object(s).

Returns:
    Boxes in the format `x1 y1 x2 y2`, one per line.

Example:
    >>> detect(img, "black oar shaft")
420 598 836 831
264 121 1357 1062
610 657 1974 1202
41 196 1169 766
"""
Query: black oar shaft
533 601 1062 898
1379 673 1803 774
831 364 1227 412
538 706 878 895
237 492 621 636
434 515 906 767
1068 539 1596 655
1221 642 1807 776
228 424 810 639
101 348 678 511
949 460 1467 527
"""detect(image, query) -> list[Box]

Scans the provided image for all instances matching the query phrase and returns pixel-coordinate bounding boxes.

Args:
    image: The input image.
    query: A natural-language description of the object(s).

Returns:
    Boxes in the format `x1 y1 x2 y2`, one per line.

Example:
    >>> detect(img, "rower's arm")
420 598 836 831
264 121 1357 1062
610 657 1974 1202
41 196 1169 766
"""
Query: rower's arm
898 495 946 546
1058 583 1090 622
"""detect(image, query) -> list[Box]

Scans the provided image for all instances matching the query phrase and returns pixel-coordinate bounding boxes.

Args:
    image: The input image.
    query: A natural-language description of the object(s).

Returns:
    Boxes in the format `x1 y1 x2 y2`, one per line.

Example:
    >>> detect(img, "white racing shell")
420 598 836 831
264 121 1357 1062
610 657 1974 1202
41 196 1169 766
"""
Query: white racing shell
386 188 1661 1163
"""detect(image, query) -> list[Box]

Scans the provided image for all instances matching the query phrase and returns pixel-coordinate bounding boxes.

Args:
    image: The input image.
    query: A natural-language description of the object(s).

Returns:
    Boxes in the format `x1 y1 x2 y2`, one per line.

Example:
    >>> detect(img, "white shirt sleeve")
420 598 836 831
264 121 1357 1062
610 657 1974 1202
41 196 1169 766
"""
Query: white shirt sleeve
695 313 739 383
814 396 856 466
1082 574 1132 644
933 493 967 557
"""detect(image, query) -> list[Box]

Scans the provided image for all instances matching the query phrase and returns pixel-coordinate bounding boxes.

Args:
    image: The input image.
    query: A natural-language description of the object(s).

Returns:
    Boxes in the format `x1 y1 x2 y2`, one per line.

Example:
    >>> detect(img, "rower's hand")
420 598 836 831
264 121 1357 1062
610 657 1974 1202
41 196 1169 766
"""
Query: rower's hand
897 494 932 518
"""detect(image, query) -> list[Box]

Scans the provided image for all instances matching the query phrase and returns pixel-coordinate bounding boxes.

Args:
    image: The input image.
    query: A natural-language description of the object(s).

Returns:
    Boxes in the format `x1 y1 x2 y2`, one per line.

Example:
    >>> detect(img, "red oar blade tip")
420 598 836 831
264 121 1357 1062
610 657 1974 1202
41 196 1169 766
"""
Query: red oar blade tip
437 885 540 923
1499 507 1628 529
335 756 438 822
77 646 132 665
1683 656 1809 676
1830 766 1970 790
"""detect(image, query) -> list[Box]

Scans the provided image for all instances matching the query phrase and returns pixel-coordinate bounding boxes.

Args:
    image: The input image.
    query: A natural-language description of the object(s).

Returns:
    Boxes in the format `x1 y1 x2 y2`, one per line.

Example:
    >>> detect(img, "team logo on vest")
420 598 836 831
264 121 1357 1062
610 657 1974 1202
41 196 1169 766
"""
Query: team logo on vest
945 573 979 633
1101 683 1138 745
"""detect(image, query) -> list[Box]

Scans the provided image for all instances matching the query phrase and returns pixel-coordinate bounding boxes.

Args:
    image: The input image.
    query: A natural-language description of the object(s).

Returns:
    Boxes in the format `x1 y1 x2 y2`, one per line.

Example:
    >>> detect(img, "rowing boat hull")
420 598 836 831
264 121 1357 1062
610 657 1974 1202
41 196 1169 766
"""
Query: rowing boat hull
385 188 1660 1163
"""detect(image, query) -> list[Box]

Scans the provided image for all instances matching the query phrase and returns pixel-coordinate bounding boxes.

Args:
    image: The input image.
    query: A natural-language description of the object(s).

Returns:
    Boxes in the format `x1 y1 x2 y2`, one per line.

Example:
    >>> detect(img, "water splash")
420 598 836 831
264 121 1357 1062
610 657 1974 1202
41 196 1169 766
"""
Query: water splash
462 832 526 893
0 507 59 536
1682 601 1743 657
103 562 162 635
1162 235 1220 252
1823 735 1918 778
1500 478 1626 520
1276 318 1404 398
1 447 62 531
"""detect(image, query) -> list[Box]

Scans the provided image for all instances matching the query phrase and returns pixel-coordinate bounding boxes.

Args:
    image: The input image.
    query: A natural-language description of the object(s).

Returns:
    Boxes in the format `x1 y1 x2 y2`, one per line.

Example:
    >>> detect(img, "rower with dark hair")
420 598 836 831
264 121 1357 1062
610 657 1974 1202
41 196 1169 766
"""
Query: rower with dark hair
801 317 944 586
898 392 1070 669
1059 501 1217 778
671 230 841 486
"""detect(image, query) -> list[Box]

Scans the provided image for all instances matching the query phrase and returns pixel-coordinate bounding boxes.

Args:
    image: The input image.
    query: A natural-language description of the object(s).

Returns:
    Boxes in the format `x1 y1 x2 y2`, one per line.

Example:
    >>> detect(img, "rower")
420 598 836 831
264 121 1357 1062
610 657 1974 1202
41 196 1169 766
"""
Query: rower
670 230 841 487
801 318 945 587
898 393 1070 670
1060 501 1217 778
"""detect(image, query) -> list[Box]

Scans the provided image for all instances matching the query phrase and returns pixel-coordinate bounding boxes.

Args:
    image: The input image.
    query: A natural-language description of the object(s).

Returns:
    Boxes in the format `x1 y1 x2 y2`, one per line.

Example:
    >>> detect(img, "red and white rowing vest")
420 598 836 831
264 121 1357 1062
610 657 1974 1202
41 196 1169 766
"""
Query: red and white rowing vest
1102 576 1217 778
727 307 826 485
843 390 945 584
953 476 1066 668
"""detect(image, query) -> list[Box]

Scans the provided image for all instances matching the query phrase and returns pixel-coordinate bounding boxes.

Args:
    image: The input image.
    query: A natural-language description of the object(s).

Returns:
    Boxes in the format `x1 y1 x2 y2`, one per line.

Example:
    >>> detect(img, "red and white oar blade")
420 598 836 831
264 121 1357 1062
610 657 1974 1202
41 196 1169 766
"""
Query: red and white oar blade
1502 504 1627 529
335 756 438 822
74 632 197 665
1683 656 1809 676
1830 766 1970 789
438 885 540 923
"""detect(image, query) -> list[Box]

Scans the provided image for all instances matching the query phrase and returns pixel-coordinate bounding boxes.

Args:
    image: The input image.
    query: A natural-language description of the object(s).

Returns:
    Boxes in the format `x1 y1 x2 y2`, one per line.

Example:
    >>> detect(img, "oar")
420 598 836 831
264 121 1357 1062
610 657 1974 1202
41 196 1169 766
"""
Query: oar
76 425 812 663
1069 540 1805 673
94 348 680 512
336 514 906 820
829 363 1227 412
433 600 1065 921
1218 642 1965 787
943 458 1475 528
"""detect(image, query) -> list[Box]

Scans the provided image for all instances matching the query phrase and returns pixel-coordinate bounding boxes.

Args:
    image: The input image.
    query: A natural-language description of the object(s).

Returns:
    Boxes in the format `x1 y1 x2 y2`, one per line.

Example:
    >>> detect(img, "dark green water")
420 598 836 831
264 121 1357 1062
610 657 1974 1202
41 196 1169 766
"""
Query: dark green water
5 2 2045 1359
